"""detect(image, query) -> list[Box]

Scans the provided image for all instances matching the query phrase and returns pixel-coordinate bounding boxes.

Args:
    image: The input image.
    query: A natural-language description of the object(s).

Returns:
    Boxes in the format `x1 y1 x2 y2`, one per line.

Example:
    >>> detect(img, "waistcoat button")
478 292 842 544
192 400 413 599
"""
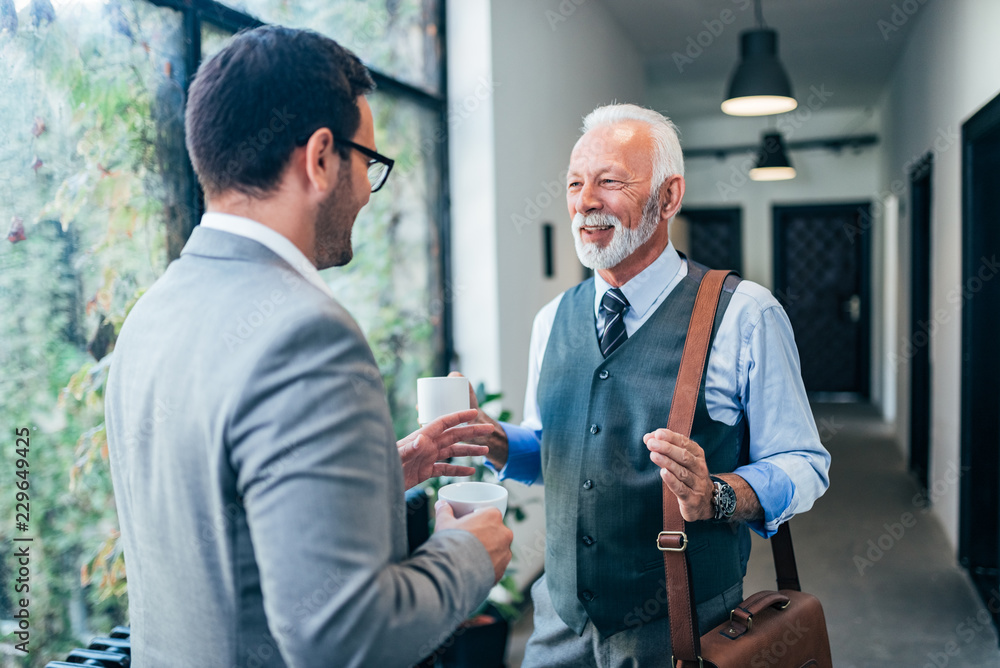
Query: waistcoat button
598 370 609 380
581 590 595 602
582 535 595 546
582 479 593 490
590 424 600 434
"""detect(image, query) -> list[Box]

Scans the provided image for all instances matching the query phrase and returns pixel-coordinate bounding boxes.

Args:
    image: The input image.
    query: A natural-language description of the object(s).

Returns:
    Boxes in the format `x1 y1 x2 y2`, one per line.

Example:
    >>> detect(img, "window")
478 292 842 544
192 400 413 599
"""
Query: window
196 0 449 433
0 0 448 660
222 0 442 94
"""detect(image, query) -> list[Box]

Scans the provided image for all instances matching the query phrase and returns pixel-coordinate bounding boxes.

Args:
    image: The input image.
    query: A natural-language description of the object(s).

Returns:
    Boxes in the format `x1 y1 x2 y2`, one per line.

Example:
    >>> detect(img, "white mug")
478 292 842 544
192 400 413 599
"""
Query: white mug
417 376 470 426
438 482 508 519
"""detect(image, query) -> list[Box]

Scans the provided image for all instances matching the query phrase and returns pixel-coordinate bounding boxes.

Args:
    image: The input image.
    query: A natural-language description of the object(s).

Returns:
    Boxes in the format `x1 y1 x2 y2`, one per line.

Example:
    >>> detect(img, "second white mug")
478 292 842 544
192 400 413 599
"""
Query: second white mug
438 482 508 519
417 376 470 426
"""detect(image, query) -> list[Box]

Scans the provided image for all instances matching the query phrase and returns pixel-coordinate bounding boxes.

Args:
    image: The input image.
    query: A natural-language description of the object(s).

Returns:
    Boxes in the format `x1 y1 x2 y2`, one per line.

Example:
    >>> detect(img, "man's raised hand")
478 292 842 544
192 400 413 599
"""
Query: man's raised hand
643 428 715 522
397 409 493 489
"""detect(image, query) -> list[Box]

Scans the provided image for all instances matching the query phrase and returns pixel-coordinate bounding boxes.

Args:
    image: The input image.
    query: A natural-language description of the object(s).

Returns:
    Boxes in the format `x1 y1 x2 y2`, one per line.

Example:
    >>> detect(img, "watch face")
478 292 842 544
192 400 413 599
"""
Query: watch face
719 484 737 517
713 480 737 519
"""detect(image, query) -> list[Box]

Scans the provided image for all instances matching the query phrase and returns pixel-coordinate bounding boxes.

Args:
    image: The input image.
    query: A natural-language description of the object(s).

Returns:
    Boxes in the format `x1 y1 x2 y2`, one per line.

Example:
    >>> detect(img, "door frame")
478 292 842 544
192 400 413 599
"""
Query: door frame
959 92 1000 622
908 153 933 495
680 207 743 274
772 202 873 400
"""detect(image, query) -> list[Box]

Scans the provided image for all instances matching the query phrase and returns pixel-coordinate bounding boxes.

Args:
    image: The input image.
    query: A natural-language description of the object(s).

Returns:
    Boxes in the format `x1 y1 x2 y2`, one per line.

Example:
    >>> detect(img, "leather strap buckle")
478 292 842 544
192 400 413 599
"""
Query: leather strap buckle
657 530 688 552
670 654 704 667
731 608 753 631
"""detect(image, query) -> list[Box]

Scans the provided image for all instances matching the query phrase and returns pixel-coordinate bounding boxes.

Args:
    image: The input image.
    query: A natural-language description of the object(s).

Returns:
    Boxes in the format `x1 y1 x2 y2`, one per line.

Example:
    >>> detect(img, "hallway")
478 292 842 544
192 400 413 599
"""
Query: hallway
506 403 1000 667
744 403 1000 667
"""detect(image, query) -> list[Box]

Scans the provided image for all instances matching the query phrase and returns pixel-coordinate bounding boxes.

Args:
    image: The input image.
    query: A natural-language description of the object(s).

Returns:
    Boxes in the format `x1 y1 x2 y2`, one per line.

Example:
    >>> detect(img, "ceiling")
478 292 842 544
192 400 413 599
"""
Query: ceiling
595 0 918 121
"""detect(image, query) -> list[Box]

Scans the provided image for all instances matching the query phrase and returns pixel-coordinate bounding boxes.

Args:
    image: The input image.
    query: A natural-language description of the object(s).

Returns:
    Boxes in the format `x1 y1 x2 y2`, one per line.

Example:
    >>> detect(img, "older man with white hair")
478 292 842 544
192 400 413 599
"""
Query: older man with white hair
463 103 831 666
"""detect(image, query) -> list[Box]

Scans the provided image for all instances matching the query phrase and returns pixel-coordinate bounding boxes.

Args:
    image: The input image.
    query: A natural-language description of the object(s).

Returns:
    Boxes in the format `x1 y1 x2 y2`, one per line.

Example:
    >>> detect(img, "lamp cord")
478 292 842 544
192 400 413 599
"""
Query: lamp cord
755 0 766 28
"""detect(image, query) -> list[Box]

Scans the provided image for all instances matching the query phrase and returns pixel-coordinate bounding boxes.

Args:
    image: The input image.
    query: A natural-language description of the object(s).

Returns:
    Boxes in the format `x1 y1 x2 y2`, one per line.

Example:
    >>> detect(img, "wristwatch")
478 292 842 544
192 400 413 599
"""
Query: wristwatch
710 475 737 521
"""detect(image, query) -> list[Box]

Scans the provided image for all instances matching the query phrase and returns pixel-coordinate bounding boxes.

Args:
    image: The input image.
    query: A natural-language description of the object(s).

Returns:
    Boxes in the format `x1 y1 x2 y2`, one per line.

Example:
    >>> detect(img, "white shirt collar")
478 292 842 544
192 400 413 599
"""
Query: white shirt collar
593 241 684 318
199 212 335 300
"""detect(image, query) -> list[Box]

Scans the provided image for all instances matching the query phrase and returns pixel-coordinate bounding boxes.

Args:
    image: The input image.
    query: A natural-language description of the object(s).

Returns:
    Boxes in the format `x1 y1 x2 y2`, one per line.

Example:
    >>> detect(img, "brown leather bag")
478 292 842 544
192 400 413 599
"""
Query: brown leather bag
658 268 833 668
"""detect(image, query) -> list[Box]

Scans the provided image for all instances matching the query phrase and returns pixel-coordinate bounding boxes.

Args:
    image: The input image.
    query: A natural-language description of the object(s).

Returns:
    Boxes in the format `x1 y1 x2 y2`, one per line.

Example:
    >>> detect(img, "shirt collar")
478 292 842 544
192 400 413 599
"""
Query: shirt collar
199 212 335 300
593 241 684 318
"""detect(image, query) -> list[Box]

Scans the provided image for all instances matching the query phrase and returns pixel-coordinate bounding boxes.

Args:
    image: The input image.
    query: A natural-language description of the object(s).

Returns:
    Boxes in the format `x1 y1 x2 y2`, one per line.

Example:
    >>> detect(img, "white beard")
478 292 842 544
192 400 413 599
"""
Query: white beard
572 195 660 270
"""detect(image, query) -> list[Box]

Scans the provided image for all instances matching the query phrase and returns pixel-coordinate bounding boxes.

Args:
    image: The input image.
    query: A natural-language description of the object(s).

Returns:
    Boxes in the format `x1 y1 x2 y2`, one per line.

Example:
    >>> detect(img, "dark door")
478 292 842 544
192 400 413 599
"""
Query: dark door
960 92 1000 633
681 207 743 273
773 203 871 398
909 154 933 494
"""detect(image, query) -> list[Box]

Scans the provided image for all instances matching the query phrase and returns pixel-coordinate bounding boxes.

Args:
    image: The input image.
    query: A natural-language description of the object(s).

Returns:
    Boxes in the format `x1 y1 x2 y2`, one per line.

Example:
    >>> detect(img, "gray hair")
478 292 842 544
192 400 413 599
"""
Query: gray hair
581 104 684 190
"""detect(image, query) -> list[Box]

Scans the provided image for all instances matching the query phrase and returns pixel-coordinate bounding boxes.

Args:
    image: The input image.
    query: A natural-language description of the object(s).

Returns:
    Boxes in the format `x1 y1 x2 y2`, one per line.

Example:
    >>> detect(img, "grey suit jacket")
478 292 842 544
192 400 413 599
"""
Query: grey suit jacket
105 226 494 668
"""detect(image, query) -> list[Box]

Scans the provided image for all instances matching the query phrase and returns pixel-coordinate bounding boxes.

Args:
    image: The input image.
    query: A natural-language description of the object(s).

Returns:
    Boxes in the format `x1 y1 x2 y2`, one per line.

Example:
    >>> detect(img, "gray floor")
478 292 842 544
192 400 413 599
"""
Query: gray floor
505 403 1000 667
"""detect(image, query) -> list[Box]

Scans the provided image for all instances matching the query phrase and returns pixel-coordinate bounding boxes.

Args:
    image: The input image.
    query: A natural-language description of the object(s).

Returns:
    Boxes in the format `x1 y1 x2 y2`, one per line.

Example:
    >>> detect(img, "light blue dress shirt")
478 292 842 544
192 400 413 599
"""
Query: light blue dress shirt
490 241 831 538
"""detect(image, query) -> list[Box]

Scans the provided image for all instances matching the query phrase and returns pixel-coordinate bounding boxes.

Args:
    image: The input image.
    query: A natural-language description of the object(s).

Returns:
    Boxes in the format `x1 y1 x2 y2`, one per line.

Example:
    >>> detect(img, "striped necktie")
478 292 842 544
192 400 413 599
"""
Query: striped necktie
599 288 630 357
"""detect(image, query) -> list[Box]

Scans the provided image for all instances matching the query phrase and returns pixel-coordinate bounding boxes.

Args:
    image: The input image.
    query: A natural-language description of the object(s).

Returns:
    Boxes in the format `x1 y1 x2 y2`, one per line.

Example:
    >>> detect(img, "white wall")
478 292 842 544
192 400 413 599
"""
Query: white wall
449 0 645 418
881 0 1000 551
448 0 646 588
489 0 646 422
447 0 500 391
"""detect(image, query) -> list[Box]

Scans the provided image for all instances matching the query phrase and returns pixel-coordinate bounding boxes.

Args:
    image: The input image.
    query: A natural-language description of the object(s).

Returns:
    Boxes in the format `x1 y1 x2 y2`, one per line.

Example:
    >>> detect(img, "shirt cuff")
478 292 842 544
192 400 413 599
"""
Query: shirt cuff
734 461 795 538
484 422 542 485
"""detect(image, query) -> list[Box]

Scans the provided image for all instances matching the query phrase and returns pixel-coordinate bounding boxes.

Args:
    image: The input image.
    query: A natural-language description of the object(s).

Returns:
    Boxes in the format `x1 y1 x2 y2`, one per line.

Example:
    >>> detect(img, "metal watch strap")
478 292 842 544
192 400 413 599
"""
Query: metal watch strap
710 475 734 521
712 480 724 520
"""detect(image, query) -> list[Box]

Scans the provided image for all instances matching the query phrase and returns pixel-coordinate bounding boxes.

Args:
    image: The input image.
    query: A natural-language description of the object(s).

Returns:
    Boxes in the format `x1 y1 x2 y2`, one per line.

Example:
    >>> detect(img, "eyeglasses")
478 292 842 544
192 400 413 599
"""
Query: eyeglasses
294 132 395 193
338 138 395 193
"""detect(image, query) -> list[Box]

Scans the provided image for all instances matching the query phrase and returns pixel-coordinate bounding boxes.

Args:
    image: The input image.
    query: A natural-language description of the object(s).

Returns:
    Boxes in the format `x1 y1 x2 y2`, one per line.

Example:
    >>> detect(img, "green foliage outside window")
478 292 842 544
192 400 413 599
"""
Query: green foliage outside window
228 0 442 93
0 1 445 664
1 3 176 663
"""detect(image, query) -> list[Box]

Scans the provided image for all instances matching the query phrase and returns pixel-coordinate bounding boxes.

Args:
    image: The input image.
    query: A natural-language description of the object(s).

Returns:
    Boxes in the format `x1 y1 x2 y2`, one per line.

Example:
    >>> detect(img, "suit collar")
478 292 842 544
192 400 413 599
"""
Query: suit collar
180 225 287 265
182 214 335 300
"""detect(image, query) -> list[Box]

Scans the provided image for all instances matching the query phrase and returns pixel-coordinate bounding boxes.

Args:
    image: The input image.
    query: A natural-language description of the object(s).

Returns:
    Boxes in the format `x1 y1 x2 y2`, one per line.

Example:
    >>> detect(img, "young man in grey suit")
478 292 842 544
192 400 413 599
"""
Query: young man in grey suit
104 26 512 668
462 104 831 666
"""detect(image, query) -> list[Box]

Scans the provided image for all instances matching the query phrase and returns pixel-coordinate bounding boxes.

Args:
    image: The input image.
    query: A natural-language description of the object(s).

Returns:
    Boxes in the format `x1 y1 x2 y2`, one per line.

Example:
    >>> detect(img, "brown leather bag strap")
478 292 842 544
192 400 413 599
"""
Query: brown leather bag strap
661 268 731 665
662 268 801 667
771 521 801 592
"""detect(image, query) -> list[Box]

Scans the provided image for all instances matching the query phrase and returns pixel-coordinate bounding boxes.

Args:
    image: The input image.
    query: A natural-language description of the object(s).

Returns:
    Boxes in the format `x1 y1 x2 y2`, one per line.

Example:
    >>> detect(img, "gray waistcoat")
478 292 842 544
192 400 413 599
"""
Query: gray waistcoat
538 260 750 638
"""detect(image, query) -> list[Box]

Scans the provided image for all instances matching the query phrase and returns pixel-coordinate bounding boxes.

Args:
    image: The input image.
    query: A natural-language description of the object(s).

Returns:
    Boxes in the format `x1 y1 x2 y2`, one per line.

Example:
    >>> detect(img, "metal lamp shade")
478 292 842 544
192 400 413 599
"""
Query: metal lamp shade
750 131 796 181
722 29 797 116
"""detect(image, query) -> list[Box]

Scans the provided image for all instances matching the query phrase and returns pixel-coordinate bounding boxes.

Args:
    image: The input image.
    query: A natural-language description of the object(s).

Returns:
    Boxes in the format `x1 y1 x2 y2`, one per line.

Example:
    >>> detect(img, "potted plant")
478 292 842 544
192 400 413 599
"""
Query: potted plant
417 384 530 668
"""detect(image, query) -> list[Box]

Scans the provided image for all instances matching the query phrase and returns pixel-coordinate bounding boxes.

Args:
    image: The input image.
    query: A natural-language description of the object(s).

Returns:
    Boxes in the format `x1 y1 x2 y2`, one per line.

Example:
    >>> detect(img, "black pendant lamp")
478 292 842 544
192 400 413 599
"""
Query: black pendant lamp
749 131 796 181
722 0 797 117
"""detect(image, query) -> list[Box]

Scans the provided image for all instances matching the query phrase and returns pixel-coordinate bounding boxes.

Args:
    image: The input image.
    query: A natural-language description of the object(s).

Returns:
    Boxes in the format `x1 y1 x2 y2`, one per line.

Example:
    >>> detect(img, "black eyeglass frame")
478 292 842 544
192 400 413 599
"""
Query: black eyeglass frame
294 131 395 193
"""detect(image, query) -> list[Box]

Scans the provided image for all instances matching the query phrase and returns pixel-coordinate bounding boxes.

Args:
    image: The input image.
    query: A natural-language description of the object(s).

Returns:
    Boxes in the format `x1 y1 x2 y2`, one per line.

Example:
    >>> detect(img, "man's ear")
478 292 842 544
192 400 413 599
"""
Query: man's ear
303 128 342 194
660 174 686 223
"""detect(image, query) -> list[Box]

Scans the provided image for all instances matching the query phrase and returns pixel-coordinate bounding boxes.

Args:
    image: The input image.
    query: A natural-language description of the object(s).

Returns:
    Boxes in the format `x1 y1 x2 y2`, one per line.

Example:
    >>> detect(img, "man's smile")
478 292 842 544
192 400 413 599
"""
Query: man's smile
580 225 615 243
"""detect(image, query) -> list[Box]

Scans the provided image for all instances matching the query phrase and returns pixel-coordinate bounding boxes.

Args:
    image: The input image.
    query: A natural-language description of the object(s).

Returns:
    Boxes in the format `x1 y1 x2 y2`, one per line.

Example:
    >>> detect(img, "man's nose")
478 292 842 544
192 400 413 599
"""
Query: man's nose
574 181 603 215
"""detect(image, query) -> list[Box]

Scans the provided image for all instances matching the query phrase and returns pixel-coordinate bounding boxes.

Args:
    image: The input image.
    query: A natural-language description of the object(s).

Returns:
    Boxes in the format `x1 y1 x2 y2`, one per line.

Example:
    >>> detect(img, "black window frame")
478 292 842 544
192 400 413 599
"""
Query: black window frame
148 0 454 374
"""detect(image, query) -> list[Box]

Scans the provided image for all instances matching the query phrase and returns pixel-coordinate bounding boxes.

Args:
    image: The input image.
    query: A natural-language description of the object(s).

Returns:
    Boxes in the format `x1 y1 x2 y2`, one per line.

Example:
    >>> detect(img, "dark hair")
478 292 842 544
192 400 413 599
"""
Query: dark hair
185 25 375 198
